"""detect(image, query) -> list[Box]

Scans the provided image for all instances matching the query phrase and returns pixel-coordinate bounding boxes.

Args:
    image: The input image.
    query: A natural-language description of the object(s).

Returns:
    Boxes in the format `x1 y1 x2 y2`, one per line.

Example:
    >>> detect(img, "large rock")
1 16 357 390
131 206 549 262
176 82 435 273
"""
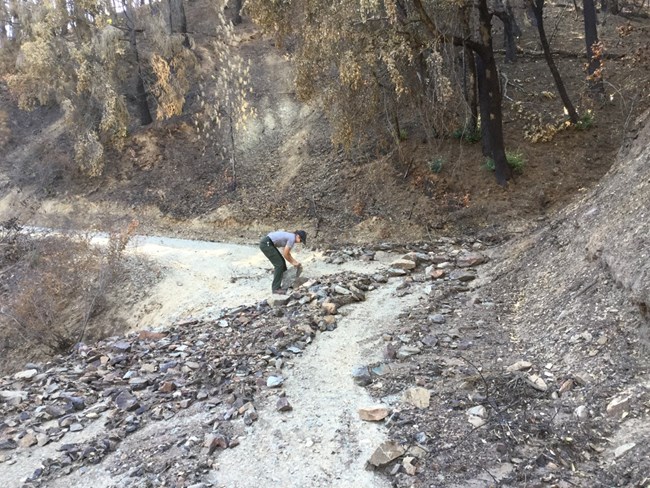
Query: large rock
358 406 390 421
402 387 430 408
390 259 417 271
368 441 405 467
281 266 303 289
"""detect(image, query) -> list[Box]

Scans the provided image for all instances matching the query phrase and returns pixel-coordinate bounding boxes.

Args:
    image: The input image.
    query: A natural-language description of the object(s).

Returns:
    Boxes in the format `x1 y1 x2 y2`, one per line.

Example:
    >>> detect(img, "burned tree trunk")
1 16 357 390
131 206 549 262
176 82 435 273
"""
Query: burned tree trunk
476 0 512 186
168 0 190 47
583 0 605 94
530 0 579 123
494 0 521 63
125 3 153 125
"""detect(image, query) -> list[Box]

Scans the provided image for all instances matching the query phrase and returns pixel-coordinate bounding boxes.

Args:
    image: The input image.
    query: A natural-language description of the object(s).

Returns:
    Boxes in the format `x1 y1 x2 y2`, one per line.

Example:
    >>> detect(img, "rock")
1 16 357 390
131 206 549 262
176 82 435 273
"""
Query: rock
387 268 408 277
467 415 486 427
358 407 390 421
467 405 487 427
333 285 351 295
159 381 176 393
407 445 428 459
14 369 39 381
606 395 631 417
204 433 228 454
371 363 395 376
128 378 149 390
421 335 438 347
424 266 446 279
243 410 258 425
59 416 76 428
559 378 574 395
613 443 636 458
112 340 132 352
0 439 17 450
574 405 588 420
322 302 338 315
281 267 302 289
368 441 405 467
525 374 548 392
114 391 139 411
449 270 476 282
18 433 37 448
506 360 532 372
45 405 68 419
397 345 421 359
456 252 486 267
0 391 27 405
67 396 85 411
137 330 167 341
270 295 290 306
467 405 487 418
391 259 416 270
352 366 373 386
266 376 284 388
276 397 293 412
402 387 430 408
36 434 50 447
428 314 446 324
403 456 417 475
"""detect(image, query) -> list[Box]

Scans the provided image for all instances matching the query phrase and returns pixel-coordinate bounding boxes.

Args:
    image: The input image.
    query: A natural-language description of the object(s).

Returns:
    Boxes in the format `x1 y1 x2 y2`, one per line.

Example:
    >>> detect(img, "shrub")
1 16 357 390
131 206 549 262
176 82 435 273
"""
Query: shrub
575 110 595 131
0 221 138 370
484 151 525 174
427 158 444 174
453 126 481 143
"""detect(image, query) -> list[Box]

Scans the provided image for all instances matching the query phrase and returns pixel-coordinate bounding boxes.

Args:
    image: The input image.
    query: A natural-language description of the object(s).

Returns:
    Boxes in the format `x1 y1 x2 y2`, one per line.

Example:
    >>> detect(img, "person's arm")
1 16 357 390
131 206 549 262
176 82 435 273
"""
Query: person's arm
282 245 301 267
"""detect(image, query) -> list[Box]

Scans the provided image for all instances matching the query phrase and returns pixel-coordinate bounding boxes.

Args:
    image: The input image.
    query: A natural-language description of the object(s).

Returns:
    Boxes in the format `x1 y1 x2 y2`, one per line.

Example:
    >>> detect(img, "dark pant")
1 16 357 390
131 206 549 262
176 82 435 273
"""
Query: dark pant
259 236 287 291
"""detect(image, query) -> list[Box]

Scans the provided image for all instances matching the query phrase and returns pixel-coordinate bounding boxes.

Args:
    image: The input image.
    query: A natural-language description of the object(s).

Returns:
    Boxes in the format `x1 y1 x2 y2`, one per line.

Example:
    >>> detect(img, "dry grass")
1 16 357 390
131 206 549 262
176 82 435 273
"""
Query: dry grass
0 220 138 373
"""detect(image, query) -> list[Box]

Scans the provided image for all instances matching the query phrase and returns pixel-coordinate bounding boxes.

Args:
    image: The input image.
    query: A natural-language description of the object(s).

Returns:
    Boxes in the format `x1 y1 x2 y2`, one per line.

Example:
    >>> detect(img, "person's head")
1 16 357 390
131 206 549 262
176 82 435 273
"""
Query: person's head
295 230 307 245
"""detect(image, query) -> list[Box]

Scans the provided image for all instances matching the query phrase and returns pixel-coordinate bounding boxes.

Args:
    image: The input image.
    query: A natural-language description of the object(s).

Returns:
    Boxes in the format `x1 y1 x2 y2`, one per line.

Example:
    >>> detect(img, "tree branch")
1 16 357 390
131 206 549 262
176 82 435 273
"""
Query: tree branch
411 0 483 52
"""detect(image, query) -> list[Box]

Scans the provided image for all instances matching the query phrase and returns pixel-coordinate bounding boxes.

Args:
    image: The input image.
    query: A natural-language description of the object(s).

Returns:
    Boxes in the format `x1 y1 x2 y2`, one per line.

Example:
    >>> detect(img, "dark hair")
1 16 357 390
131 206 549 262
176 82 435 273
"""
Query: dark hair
295 230 307 245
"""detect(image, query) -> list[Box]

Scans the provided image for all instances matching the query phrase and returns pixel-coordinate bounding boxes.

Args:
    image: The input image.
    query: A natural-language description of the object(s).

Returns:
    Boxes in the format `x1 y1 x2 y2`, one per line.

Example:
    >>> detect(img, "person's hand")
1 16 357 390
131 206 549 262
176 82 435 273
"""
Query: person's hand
295 262 302 268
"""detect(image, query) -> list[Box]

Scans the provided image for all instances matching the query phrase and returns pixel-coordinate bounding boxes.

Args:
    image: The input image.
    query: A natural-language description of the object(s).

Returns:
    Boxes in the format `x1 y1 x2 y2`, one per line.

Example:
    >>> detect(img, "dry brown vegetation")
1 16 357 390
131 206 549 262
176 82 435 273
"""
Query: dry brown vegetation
0 219 138 374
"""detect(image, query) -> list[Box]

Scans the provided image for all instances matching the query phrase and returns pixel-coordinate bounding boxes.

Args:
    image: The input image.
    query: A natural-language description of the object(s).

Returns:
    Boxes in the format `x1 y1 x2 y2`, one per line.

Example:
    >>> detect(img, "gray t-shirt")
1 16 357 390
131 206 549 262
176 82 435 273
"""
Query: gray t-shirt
268 231 296 248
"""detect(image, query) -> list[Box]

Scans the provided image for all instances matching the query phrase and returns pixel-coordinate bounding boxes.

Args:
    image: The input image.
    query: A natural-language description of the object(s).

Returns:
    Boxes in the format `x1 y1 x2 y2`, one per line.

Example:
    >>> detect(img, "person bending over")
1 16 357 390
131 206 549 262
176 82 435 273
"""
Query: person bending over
259 230 307 294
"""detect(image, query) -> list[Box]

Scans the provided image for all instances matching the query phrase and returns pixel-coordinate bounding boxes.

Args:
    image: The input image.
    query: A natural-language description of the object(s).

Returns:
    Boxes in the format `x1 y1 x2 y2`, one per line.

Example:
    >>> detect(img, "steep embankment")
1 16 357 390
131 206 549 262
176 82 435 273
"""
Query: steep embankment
472 110 650 484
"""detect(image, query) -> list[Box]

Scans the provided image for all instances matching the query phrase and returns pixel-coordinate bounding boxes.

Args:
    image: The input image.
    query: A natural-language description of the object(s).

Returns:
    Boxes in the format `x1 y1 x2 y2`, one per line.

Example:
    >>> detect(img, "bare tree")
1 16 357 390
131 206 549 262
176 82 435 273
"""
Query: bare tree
583 0 605 94
494 0 522 63
232 0 243 25
122 1 154 125
413 0 513 184
529 0 579 123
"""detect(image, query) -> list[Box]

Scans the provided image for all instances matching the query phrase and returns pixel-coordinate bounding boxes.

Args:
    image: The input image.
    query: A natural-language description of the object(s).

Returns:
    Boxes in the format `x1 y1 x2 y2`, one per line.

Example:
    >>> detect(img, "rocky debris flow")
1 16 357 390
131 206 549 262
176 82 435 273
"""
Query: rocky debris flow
0 269 383 487
346 238 650 487
0 236 496 487
5 233 645 488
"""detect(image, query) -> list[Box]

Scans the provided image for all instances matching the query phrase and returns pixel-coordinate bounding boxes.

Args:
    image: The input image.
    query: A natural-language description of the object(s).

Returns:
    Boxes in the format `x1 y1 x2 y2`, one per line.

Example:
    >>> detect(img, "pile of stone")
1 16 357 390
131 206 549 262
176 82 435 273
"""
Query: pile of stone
0 271 381 486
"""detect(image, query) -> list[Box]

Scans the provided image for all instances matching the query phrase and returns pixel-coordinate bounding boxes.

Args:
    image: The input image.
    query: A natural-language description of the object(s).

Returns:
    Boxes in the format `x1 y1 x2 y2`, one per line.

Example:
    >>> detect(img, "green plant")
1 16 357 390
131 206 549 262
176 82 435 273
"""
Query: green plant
575 110 594 130
453 126 481 143
427 158 444 174
399 129 409 141
484 151 525 174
